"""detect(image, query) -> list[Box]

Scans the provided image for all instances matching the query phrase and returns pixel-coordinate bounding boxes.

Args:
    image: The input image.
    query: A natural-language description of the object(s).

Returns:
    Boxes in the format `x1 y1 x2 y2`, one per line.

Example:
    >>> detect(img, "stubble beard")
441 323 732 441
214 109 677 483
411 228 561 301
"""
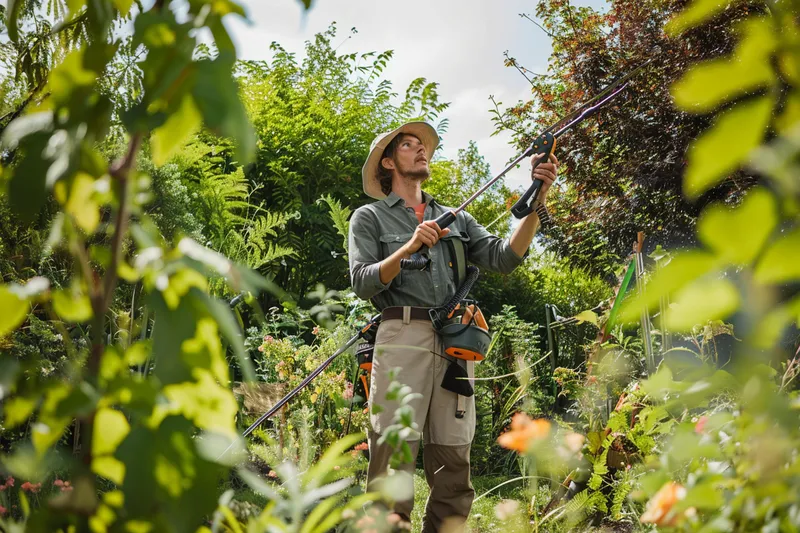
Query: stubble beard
398 161 430 182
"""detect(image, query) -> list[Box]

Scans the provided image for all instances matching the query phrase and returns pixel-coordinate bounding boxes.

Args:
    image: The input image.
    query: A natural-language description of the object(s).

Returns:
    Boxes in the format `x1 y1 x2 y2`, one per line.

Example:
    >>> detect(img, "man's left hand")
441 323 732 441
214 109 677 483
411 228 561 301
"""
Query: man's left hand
531 152 559 202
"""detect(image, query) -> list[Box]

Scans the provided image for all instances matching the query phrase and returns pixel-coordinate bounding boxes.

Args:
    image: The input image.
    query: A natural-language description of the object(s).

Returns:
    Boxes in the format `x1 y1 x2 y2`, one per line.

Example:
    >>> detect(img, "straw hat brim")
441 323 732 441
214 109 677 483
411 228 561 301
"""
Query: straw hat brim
361 121 439 200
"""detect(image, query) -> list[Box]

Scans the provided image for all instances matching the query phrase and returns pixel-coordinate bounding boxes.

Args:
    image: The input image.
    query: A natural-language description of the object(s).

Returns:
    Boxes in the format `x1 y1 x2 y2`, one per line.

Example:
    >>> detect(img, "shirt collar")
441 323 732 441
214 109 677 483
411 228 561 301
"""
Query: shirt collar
383 190 437 208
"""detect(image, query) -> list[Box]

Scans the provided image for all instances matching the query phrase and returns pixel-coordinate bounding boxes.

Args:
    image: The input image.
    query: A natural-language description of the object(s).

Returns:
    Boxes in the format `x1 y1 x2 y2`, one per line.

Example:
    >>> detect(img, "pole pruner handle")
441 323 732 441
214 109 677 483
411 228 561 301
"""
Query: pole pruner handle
399 210 458 270
511 132 556 219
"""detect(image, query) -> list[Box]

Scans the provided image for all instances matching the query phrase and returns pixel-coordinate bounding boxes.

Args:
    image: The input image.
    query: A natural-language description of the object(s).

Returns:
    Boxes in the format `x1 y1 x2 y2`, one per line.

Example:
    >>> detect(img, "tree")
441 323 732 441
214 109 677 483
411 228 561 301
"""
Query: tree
494 0 767 275
238 24 450 298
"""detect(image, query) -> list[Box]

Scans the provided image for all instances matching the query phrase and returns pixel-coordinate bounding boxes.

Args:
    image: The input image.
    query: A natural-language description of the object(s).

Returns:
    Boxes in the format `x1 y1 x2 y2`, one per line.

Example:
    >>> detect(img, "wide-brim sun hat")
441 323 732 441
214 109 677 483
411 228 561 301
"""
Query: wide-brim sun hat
361 121 439 200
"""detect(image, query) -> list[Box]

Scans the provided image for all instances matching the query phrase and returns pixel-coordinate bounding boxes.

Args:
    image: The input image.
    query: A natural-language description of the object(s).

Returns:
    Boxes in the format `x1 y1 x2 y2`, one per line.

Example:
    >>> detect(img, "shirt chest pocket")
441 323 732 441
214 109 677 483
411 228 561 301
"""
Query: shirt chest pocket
379 232 414 287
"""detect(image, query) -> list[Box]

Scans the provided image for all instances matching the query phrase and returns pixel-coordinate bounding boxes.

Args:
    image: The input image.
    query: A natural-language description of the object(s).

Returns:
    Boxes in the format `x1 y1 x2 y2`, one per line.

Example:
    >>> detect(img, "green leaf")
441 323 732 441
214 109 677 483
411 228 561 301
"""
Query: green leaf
8 135 50 222
48 49 97 105
4 396 37 428
666 0 736 35
662 278 740 332
754 228 800 284
93 408 131 456
32 385 74 454
158 373 238 436
572 310 598 326
751 296 800 348
671 18 776 112
113 0 134 15
52 288 93 322
5 0 23 42
697 188 777 264
92 456 126 485
124 342 151 366
304 433 364 488
191 51 256 163
0 285 29 337
685 96 773 199
191 290 255 382
56 172 101 233
0 358 20 400
669 426 722 462
151 95 202 166
619 251 719 323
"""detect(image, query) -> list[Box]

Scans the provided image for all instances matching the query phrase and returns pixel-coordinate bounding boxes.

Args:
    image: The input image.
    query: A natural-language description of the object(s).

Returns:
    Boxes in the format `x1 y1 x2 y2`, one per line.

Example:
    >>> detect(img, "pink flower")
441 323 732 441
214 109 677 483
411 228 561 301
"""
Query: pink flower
268 470 278 478
354 442 369 451
258 345 265 352
54 479 64 487
264 335 275 344
343 382 354 400
21 481 41 493
695 416 709 434
312 326 320 335
0 505 6 516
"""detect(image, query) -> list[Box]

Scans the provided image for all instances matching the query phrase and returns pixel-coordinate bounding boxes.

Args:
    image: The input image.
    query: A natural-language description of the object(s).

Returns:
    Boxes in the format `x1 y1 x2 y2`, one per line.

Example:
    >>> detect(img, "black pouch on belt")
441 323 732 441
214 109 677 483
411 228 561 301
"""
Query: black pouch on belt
441 358 474 397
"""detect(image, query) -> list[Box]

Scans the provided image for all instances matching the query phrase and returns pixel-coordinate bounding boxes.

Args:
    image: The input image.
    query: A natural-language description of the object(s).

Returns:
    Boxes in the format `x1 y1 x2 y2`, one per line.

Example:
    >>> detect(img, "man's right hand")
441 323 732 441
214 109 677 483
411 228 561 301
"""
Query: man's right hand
403 221 450 255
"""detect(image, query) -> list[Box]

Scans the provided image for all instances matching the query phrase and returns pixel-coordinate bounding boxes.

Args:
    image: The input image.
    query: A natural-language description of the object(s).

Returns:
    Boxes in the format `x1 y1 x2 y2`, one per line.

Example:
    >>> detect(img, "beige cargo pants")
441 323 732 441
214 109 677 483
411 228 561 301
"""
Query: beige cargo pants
367 312 476 533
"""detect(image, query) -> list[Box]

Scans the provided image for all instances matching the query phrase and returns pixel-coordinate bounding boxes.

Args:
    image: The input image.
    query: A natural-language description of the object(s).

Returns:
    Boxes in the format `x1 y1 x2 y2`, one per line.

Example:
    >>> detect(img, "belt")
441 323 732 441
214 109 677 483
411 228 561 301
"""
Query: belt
381 306 433 322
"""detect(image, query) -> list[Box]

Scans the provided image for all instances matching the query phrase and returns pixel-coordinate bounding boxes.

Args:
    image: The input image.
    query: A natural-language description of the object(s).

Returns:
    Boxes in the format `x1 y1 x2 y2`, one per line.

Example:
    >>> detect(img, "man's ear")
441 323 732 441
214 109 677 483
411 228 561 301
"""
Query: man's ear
381 156 396 171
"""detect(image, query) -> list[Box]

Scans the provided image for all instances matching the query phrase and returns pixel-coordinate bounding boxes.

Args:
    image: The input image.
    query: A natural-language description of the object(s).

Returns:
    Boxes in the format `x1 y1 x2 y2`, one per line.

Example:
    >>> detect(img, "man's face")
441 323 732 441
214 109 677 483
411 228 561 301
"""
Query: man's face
383 134 430 180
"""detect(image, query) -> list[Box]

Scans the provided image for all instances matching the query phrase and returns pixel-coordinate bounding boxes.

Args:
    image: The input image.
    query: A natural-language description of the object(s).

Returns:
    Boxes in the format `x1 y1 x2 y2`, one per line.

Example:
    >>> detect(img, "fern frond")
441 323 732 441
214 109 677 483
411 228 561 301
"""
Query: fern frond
317 194 351 255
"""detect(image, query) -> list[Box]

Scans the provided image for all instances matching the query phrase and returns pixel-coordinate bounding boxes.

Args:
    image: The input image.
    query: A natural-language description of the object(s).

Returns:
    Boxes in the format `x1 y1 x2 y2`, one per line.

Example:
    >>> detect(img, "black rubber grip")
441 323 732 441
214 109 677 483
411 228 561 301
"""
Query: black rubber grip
511 180 543 219
434 210 457 230
400 253 430 270
512 131 555 219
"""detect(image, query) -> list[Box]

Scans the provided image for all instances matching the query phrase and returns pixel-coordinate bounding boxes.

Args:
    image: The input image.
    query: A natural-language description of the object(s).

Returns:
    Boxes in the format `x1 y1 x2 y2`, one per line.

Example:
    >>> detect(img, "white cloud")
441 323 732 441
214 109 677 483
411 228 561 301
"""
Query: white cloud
227 0 606 195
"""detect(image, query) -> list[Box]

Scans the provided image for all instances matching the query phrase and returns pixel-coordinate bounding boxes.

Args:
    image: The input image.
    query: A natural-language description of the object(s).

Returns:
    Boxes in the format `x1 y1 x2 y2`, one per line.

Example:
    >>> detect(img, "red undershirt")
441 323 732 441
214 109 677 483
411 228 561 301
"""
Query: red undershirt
412 202 426 223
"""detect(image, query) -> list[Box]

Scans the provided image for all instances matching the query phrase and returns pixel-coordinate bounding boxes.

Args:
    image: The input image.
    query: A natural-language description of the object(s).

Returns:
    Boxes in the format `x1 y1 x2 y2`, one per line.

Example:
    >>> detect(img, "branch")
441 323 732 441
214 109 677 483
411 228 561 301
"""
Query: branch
0 79 48 135
488 95 527 137
520 13 554 38
49 10 89 37
564 0 581 37
102 134 143 312
503 51 546 87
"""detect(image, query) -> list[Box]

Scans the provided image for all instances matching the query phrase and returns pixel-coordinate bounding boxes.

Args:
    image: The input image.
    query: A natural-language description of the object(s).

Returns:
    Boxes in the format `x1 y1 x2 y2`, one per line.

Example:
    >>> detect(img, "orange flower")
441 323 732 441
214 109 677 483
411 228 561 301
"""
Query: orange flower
497 413 551 453
640 481 687 526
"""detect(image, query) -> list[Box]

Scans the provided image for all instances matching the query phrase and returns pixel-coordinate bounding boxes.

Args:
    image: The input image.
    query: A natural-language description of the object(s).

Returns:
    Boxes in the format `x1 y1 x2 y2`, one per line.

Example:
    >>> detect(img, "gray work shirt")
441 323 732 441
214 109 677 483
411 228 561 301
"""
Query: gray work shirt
348 191 526 311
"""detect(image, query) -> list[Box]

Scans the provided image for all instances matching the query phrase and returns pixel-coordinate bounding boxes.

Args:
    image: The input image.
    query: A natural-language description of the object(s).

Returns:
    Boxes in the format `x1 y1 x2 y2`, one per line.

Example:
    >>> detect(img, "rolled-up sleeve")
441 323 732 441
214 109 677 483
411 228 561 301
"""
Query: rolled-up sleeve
348 207 390 300
464 211 525 274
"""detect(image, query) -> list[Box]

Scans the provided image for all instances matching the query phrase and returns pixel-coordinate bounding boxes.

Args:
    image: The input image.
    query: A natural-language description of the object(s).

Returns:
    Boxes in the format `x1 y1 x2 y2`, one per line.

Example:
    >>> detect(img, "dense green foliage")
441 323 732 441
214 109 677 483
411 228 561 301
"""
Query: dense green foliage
1 0 799 531
237 26 449 297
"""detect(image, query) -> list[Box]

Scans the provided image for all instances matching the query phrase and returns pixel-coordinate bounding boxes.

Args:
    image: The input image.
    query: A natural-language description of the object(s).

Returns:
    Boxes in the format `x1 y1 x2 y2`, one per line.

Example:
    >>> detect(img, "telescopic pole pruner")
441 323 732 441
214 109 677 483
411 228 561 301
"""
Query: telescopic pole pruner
400 60 653 271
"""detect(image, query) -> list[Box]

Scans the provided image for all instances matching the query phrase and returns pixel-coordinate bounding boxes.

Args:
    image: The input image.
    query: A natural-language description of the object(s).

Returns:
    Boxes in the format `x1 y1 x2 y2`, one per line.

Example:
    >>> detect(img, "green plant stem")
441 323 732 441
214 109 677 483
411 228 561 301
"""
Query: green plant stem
102 134 142 312
80 133 143 486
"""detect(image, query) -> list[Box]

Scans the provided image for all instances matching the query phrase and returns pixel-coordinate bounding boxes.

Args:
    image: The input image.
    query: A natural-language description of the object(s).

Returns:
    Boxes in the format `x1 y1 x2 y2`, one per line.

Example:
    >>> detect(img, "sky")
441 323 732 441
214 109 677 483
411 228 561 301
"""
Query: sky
226 0 607 192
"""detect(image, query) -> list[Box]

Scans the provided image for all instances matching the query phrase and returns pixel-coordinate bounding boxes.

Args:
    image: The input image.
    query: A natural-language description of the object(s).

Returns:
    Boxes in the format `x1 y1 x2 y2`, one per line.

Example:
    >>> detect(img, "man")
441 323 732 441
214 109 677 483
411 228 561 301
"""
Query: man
348 121 557 531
